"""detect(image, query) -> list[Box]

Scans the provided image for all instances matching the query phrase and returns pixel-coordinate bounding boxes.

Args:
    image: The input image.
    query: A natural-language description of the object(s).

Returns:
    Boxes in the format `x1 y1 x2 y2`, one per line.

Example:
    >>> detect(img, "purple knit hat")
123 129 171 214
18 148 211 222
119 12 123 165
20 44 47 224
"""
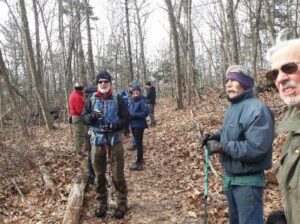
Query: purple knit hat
225 65 254 89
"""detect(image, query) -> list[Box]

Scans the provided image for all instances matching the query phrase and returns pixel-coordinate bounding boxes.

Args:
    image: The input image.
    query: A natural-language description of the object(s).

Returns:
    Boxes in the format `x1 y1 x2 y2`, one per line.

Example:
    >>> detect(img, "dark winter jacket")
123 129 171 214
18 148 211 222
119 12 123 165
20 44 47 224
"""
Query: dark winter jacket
218 89 275 176
119 89 129 106
81 92 129 145
145 86 156 105
129 95 149 128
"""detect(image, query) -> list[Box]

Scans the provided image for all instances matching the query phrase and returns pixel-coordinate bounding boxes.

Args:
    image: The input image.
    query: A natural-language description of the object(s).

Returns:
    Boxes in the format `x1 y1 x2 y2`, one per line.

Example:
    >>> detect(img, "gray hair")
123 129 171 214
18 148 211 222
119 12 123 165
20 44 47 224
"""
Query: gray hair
226 64 253 79
266 29 300 62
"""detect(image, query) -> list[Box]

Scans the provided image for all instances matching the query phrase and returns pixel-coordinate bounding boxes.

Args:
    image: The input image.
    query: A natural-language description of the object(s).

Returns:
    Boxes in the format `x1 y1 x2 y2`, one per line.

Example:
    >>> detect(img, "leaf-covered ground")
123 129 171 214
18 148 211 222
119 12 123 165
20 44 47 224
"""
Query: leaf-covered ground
0 89 285 224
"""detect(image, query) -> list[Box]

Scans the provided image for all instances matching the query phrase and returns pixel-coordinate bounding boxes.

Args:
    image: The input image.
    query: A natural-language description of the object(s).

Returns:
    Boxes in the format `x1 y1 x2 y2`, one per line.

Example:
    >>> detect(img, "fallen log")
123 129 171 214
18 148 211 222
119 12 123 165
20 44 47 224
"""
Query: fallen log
62 171 88 224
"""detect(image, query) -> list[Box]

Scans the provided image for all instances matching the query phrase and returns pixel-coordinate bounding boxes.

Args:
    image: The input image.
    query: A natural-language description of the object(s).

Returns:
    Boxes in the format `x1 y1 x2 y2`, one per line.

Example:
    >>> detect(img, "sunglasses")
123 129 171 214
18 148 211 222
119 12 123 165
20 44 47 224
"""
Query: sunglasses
98 80 109 84
266 62 300 81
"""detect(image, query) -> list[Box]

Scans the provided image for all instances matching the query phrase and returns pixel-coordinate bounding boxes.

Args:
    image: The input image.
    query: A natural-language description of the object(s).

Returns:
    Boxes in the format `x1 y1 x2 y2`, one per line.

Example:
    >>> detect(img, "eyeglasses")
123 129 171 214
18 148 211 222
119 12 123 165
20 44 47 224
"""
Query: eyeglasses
266 62 300 81
98 80 109 84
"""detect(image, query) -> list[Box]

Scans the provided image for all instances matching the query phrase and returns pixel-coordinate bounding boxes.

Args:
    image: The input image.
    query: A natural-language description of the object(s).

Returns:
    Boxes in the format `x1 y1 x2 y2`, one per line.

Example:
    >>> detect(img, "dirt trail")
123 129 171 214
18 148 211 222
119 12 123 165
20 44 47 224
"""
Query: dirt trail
1 95 282 224
81 100 207 223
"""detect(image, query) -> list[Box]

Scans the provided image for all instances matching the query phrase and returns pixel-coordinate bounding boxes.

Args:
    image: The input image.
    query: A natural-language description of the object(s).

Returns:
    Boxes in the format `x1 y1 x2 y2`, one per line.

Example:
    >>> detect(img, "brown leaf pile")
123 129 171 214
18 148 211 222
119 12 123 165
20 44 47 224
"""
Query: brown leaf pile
0 89 285 224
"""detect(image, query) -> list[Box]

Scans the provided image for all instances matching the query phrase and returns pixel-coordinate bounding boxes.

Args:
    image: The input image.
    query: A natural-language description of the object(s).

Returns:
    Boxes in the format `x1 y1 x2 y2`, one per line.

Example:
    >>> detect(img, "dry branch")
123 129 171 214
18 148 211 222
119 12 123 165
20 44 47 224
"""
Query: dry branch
40 165 55 191
0 108 11 120
62 171 88 224
11 178 25 202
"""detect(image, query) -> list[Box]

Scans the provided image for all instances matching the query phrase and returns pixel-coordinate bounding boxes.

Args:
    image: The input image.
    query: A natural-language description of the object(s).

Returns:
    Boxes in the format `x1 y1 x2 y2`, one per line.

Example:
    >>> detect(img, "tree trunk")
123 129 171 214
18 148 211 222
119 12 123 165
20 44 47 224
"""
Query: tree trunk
226 0 239 64
19 0 53 130
125 0 134 82
250 0 262 84
263 0 276 44
85 0 95 81
0 50 28 136
133 0 148 82
165 0 183 110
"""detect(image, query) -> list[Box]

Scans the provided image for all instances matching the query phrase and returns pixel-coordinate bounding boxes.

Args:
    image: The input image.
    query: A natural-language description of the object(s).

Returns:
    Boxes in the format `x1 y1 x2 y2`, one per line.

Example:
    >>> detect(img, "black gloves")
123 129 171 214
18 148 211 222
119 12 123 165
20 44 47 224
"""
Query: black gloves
68 116 72 124
206 140 224 155
102 122 118 133
92 110 103 119
201 132 220 147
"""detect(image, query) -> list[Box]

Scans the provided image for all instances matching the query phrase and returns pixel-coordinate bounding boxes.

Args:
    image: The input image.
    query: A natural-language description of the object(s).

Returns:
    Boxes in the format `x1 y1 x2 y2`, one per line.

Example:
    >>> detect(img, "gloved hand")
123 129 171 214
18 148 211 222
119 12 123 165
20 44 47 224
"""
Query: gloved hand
102 122 117 133
206 140 224 155
201 132 220 147
92 110 103 119
68 116 72 124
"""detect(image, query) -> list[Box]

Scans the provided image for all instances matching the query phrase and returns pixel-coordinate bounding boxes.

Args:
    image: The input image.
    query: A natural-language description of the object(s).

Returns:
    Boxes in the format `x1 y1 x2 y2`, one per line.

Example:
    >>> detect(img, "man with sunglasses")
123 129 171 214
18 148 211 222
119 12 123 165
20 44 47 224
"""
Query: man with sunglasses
204 65 275 224
81 70 129 219
266 38 300 224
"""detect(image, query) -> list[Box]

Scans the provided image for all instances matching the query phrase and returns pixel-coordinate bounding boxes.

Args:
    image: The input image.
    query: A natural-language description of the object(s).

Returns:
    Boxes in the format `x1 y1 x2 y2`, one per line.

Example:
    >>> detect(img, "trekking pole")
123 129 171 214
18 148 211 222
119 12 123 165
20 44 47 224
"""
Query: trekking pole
203 145 210 224
189 109 212 224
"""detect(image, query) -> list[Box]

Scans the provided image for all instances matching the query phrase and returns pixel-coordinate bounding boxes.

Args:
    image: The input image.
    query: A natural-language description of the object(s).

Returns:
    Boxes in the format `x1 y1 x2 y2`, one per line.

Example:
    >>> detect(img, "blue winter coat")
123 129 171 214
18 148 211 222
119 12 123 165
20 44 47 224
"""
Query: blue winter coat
219 89 275 176
81 93 129 146
129 95 149 128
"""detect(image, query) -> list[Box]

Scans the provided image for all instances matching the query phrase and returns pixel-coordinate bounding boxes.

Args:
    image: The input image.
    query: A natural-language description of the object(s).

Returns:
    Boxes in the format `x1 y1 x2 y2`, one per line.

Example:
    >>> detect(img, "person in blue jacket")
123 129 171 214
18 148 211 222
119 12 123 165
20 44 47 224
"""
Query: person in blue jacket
119 89 130 137
128 84 149 171
203 65 275 224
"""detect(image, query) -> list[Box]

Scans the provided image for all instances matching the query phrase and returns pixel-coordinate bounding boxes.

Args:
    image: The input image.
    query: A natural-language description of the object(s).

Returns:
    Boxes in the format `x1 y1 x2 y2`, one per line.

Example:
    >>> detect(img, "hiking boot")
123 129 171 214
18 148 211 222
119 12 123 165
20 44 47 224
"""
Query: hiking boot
127 145 136 151
95 203 107 218
129 162 143 171
114 204 127 219
88 175 95 185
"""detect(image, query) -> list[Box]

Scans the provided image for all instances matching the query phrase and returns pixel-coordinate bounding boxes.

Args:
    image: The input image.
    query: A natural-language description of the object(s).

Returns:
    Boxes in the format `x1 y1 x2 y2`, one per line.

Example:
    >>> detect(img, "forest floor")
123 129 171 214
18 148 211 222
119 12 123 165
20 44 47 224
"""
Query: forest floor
0 88 287 224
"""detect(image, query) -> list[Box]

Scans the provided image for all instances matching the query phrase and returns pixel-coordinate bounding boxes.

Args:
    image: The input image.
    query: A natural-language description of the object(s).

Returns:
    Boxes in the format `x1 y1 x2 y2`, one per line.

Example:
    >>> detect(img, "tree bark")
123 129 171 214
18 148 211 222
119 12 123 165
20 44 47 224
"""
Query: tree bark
62 171 88 224
226 0 239 64
165 0 183 109
125 0 134 82
85 0 95 81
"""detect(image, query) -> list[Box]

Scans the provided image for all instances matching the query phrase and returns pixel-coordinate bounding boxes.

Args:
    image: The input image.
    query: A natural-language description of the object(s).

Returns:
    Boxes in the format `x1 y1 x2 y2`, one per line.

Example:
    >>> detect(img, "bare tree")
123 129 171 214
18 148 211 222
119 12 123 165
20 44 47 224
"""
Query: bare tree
133 0 150 82
0 49 28 136
19 0 53 130
164 0 183 109
85 0 95 80
125 0 134 82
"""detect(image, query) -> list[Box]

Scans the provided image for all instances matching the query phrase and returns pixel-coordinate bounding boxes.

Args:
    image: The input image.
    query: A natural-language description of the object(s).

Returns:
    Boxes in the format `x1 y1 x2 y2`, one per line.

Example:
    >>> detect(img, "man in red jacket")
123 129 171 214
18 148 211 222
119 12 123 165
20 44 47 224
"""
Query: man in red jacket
69 82 85 154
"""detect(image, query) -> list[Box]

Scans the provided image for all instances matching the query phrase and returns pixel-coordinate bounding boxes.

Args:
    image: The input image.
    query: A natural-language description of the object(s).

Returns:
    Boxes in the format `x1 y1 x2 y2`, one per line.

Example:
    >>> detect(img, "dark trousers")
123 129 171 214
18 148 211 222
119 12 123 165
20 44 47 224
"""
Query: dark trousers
132 127 145 163
91 143 127 205
86 134 95 179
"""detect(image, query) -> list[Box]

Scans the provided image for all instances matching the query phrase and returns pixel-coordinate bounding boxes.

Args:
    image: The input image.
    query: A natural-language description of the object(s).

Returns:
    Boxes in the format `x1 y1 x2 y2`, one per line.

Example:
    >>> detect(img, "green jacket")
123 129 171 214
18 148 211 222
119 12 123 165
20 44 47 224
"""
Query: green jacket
277 107 300 224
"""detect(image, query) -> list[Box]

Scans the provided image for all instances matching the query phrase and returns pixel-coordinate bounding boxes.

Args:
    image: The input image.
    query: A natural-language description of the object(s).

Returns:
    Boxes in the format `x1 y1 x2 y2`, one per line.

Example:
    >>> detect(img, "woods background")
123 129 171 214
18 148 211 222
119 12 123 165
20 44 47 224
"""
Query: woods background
0 0 298 131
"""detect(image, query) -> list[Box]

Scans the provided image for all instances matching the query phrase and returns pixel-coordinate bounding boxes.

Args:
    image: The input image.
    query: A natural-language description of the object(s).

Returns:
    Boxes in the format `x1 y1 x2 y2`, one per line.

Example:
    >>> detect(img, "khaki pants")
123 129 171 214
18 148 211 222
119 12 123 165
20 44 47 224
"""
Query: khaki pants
91 142 127 206
72 116 85 153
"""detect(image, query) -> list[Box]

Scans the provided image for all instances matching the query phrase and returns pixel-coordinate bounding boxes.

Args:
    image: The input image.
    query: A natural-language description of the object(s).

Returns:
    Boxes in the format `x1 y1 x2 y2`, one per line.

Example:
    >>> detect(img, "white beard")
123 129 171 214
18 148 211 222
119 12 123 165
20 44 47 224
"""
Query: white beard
98 86 110 93
279 81 300 107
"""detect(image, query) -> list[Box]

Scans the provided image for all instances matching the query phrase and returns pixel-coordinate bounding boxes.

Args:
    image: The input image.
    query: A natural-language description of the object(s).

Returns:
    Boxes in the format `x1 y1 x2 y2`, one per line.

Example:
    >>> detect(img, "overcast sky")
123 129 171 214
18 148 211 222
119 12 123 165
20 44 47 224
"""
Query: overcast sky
0 0 169 55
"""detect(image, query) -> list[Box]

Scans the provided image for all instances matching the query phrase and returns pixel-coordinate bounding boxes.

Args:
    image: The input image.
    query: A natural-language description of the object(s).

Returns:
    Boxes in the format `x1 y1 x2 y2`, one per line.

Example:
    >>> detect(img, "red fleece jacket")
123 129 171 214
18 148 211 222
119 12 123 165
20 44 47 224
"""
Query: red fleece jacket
69 90 85 116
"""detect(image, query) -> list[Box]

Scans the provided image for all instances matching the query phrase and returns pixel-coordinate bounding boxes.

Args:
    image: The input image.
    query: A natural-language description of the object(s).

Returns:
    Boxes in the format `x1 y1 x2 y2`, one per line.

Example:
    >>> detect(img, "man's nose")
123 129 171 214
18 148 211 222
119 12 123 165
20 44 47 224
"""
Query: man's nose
276 71 289 84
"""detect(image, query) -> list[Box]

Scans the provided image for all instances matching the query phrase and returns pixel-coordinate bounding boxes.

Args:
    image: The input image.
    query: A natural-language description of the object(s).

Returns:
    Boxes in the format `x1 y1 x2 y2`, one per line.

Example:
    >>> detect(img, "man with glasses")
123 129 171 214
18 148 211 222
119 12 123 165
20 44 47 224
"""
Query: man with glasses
204 65 275 224
81 70 129 219
266 38 300 224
